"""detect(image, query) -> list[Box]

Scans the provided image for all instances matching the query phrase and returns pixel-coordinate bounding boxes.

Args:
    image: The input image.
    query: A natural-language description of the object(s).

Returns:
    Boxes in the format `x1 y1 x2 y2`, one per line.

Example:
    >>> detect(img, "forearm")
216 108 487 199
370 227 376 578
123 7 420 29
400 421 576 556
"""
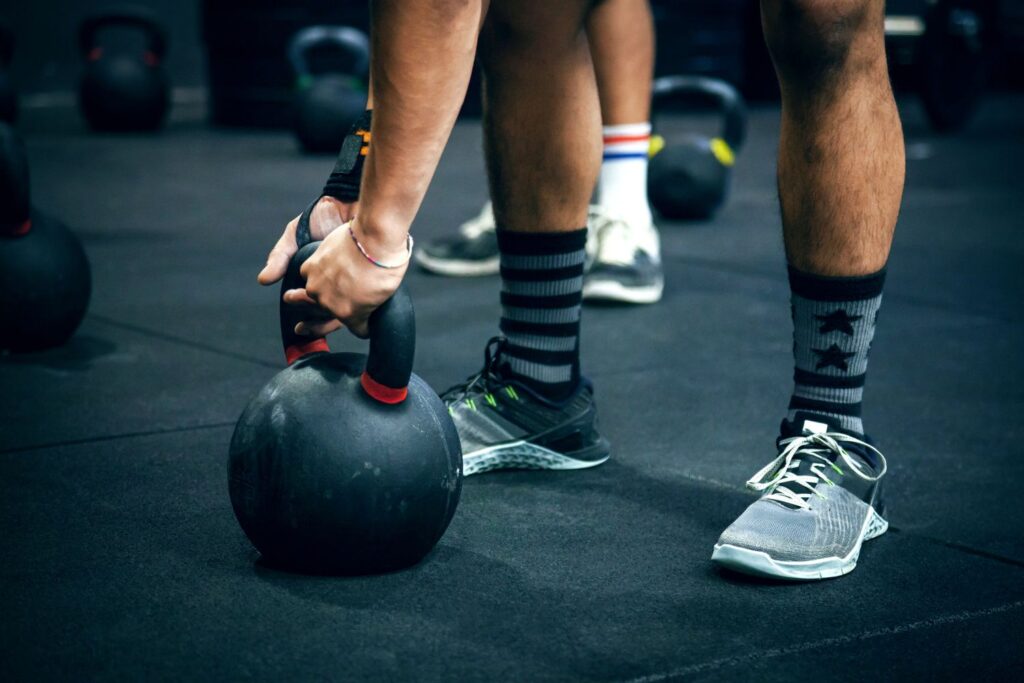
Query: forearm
355 0 485 259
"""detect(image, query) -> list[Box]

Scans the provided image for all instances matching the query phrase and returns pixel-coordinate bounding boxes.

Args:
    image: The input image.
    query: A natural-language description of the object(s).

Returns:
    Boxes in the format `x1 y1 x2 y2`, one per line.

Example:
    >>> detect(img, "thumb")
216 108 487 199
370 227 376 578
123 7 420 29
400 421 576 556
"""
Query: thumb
258 217 300 285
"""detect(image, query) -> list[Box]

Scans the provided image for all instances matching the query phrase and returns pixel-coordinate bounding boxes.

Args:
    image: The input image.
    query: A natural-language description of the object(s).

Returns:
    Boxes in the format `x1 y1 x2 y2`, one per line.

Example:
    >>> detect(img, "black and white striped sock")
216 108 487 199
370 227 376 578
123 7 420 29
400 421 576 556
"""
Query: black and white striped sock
496 228 587 402
788 266 886 435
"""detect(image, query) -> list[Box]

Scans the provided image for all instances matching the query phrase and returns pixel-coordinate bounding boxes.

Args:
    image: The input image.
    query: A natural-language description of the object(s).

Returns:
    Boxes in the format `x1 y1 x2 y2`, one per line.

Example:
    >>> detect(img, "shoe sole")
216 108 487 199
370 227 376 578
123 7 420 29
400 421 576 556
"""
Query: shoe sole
414 250 499 277
710 506 888 581
582 278 664 304
463 438 611 477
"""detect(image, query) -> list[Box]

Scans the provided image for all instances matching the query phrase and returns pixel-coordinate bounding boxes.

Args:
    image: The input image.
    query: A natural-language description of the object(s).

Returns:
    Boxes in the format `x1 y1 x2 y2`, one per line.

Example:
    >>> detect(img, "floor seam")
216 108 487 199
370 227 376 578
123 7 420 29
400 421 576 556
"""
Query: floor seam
0 421 237 455
89 313 279 369
622 599 1024 681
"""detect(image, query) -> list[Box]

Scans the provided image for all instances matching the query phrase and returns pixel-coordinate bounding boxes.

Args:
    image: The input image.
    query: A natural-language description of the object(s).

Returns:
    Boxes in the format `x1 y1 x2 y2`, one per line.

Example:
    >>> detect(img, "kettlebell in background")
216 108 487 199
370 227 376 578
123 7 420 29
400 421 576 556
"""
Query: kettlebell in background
0 122 91 352
289 26 370 154
647 76 748 220
0 22 17 123
78 8 170 132
228 205 462 574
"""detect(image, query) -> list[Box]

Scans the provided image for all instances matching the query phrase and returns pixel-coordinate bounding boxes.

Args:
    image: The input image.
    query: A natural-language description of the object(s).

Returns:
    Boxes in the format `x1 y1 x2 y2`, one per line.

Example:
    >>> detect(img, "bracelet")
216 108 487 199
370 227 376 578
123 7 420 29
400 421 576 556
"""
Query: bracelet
348 222 414 269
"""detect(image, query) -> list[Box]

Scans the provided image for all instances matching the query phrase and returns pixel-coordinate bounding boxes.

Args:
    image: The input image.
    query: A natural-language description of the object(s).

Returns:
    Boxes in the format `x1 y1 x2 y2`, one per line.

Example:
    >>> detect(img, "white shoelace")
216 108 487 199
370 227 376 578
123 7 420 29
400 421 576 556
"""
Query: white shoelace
459 201 496 239
746 432 887 510
592 216 636 266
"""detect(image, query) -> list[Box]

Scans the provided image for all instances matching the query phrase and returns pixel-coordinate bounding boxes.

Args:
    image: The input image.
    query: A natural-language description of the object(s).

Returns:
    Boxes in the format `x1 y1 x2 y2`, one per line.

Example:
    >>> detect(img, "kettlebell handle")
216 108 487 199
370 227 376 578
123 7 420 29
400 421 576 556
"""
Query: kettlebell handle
651 75 748 152
279 202 416 404
288 26 370 79
79 9 168 60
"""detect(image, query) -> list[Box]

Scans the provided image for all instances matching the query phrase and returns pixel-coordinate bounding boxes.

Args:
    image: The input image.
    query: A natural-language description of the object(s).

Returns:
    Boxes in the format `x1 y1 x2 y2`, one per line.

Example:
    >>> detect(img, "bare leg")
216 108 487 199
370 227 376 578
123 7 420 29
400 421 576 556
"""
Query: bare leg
588 0 655 125
764 0 904 275
479 0 601 233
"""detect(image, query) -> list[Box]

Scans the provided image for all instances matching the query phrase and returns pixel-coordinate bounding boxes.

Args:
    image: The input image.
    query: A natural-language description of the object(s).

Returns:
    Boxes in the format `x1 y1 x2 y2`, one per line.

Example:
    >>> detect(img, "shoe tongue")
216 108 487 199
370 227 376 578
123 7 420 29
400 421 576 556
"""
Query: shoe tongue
784 411 846 438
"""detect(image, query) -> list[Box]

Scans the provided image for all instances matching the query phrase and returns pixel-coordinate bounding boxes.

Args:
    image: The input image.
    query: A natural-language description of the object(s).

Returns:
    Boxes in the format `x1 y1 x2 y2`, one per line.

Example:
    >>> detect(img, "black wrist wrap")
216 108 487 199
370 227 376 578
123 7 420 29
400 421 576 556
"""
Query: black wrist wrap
322 109 372 203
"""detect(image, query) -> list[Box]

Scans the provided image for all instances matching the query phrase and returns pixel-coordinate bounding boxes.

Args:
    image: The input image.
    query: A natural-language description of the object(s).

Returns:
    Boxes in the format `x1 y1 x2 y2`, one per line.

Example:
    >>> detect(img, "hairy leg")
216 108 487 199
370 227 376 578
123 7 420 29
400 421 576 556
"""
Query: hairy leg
764 0 904 275
479 0 601 233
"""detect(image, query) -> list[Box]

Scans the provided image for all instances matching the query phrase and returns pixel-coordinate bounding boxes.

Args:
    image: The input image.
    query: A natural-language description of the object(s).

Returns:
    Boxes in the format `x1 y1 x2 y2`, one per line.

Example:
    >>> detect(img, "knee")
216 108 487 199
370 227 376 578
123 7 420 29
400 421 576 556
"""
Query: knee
762 0 881 83
479 3 588 74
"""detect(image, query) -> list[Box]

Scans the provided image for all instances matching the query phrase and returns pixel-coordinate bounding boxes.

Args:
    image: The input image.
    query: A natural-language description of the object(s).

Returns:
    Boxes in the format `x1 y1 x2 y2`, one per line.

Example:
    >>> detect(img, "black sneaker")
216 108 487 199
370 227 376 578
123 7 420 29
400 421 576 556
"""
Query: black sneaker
414 202 500 276
441 337 611 476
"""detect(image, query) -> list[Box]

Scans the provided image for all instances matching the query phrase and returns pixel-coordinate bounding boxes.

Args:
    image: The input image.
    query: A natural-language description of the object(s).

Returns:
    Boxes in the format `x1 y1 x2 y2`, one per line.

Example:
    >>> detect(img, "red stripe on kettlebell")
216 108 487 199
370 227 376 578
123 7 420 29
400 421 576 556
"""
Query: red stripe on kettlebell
360 372 408 404
144 51 159 67
285 339 329 365
11 219 31 236
89 47 103 61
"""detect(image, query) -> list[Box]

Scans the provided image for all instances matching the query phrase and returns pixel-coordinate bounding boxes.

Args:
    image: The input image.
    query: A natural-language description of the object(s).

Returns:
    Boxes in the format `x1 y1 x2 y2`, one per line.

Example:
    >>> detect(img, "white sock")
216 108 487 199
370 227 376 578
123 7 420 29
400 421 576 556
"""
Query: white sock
597 122 654 228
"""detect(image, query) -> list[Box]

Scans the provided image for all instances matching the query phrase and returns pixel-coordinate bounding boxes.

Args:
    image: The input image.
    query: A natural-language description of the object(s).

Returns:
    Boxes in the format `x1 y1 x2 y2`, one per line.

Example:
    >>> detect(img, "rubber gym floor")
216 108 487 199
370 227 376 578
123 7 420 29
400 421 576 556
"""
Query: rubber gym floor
2 95 1023 681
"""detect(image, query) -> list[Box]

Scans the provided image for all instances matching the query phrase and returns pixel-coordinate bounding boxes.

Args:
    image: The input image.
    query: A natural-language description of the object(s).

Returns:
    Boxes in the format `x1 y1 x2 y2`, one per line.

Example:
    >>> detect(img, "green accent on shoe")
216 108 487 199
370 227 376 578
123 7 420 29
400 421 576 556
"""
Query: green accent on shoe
485 393 497 407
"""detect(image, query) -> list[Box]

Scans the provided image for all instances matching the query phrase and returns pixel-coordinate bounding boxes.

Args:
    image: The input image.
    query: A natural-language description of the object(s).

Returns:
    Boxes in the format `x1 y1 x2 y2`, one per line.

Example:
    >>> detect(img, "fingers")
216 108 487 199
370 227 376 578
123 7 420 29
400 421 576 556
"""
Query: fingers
295 319 343 337
257 215 301 286
282 288 318 307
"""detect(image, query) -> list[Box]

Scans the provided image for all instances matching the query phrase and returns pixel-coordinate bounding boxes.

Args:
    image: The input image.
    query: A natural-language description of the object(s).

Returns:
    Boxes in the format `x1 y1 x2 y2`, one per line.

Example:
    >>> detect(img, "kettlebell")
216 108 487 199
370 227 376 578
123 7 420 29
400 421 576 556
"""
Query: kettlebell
228 206 462 574
0 123 91 352
0 22 17 123
78 9 170 132
647 76 748 220
289 26 370 154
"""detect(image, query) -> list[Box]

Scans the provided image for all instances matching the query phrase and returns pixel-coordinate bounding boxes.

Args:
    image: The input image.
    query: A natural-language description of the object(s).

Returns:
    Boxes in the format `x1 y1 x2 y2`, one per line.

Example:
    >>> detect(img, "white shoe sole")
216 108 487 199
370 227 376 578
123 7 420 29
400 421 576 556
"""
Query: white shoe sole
710 506 888 581
414 250 499 277
463 440 610 477
583 277 664 304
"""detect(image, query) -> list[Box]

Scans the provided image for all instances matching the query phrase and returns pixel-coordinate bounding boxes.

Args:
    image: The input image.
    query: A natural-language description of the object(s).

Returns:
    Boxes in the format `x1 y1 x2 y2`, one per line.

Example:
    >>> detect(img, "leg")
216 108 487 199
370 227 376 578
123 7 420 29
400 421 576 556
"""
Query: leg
585 0 663 304
712 0 901 581
441 0 611 475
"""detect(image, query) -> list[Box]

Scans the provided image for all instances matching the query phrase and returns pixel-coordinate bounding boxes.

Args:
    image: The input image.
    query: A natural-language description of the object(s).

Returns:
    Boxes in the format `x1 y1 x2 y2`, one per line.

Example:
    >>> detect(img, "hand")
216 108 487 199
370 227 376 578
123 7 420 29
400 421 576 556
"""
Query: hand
284 218 408 338
257 196 356 287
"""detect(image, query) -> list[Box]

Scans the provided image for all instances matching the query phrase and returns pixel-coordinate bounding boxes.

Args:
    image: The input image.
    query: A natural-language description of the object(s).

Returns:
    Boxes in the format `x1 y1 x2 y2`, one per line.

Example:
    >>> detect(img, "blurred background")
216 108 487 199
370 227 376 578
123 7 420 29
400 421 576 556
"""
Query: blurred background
2 0 1022 134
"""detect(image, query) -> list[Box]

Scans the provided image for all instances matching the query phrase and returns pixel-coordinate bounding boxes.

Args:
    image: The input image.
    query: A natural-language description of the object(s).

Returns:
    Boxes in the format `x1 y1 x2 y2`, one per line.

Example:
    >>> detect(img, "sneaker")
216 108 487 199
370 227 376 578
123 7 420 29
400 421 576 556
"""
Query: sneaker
441 337 611 476
415 201 500 276
711 413 889 581
582 212 664 304
415 202 609 278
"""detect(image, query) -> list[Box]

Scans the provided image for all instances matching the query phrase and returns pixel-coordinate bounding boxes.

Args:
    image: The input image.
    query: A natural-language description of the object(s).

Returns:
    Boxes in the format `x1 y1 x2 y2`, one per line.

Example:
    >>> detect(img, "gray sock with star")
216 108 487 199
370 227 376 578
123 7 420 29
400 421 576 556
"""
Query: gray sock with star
787 266 886 435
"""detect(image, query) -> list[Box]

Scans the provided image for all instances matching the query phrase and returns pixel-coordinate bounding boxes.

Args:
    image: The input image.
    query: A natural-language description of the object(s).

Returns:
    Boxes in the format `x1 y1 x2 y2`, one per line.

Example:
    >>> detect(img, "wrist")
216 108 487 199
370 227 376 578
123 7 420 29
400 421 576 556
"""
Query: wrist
349 216 412 269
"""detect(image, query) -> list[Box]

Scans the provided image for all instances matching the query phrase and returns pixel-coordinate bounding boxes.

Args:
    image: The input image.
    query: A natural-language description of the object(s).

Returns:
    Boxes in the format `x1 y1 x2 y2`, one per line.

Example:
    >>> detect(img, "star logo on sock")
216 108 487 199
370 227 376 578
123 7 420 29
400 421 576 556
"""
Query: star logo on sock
813 344 857 371
815 309 861 335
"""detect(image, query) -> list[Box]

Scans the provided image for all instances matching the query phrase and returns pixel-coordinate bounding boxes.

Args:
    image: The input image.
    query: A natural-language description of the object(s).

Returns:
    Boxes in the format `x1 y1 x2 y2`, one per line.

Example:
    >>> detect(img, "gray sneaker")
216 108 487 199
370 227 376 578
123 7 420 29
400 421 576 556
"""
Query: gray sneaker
711 413 889 581
582 212 664 304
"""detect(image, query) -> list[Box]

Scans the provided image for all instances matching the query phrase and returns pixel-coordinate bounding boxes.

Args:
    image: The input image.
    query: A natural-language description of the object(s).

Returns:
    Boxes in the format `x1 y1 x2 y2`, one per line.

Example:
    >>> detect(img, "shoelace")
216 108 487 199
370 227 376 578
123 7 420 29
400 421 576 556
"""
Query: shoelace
746 432 888 511
440 336 508 404
591 215 637 266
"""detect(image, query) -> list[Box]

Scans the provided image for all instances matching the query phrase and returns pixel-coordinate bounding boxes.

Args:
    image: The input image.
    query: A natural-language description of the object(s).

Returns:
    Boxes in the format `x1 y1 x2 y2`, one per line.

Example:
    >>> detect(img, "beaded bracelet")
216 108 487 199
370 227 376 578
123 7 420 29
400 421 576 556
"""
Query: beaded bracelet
348 223 414 269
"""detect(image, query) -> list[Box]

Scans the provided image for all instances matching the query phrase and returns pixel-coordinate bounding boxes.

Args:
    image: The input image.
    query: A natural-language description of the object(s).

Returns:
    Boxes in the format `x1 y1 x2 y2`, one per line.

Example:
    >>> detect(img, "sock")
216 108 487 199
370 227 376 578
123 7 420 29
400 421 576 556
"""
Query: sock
788 266 886 435
496 228 587 401
598 122 654 227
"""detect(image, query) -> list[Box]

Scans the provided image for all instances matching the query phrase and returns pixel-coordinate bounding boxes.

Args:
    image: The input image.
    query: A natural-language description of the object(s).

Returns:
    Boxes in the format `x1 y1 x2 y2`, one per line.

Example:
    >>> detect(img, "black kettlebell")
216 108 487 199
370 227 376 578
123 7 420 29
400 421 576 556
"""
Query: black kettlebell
289 26 370 154
228 207 462 574
647 76 748 220
0 122 91 352
78 9 170 132
0 22 17 123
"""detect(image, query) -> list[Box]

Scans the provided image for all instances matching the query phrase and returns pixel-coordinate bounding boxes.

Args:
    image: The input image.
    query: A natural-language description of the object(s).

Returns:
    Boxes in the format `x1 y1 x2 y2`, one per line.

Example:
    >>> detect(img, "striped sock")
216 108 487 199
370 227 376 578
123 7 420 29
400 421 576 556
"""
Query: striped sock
497 228 587 402
598 123 654 227
788 266 886 435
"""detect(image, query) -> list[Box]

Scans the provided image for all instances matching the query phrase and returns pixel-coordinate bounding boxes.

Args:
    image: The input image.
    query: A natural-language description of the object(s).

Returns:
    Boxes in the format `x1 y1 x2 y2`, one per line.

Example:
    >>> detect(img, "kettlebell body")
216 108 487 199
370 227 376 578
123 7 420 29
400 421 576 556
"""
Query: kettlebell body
0 210 92 352
0 122 90 352
648 134 732 220
228 353 462 574
289 26 370 154
78 11 170 132
294 74 367 153
647 76 747 220
228 227 461 575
